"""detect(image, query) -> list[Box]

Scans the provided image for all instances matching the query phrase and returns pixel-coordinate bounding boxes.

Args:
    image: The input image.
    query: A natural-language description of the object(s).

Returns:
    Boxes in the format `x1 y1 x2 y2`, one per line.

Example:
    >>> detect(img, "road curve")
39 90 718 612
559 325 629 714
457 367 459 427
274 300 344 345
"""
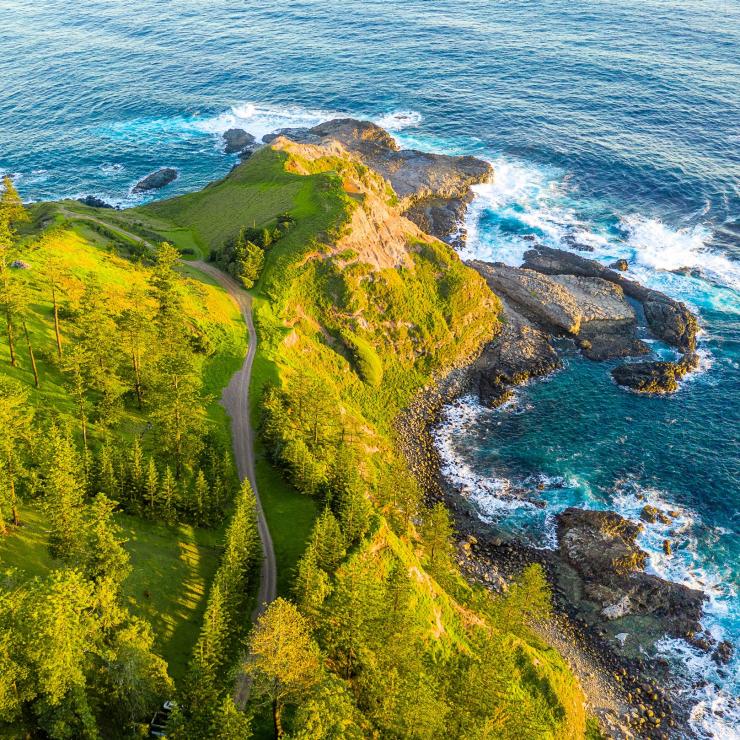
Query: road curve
190 261 277 707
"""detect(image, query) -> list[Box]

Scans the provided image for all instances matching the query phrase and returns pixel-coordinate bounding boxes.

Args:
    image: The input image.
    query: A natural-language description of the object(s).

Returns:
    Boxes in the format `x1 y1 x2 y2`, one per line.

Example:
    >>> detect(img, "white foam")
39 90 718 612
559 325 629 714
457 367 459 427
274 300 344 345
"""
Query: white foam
374 110 423 131
99 163 124 174
622 215 740 293
460 156 740 317
188 101 339 142
100 101 342 147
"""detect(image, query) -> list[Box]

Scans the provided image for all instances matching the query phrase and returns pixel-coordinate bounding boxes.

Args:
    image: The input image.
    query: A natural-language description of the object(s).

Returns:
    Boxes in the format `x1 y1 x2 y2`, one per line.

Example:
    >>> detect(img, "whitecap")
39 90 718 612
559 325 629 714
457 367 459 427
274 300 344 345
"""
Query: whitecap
374 110 423 131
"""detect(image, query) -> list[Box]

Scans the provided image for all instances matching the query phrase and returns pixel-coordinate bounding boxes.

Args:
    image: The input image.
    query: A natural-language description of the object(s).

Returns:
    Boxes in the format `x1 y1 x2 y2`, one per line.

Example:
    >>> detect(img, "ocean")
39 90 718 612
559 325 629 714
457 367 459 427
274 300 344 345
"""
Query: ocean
1 0 738 736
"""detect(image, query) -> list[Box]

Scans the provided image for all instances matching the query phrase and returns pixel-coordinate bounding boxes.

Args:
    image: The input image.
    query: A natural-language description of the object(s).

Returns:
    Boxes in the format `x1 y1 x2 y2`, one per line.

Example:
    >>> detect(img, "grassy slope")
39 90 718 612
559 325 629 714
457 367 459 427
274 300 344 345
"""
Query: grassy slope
0 222 246 683
53 145 587 735
137 145 586 735
139 148 335 593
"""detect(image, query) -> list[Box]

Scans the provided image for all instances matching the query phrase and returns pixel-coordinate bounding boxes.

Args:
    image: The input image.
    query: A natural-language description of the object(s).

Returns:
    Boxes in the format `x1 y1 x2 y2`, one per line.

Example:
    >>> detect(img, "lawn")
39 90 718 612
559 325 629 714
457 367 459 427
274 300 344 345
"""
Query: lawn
0 507 224 684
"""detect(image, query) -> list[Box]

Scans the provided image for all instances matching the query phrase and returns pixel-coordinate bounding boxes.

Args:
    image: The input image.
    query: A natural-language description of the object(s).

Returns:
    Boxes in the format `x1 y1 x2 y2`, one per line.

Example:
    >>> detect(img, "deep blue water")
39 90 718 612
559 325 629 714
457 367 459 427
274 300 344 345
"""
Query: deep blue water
1 1 738 735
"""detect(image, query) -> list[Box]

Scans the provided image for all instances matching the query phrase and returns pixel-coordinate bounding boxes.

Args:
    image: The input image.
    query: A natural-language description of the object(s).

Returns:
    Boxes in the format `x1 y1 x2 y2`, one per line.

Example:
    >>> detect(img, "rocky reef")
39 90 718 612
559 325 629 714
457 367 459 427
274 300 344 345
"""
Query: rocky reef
464 246 700 397
132 167 178 193
556 508 705 639
262 118 492 246
471 260 650 362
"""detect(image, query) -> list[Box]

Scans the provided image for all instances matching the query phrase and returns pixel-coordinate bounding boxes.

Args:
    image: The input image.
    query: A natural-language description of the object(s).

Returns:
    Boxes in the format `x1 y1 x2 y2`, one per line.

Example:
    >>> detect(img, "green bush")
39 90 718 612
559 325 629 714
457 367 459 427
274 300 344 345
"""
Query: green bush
341 330 383 387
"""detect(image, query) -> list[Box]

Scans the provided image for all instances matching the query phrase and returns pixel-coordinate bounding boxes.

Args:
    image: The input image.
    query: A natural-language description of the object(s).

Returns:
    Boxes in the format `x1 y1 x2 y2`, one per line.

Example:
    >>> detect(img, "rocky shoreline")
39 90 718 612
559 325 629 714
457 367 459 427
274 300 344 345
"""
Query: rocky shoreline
394 229 711 738
218 117 718 736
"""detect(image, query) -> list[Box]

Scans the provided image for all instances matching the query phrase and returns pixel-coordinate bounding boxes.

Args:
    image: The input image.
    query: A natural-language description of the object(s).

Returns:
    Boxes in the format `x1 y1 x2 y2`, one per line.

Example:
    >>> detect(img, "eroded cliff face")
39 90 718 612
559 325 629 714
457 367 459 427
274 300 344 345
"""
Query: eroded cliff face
265 118 493 246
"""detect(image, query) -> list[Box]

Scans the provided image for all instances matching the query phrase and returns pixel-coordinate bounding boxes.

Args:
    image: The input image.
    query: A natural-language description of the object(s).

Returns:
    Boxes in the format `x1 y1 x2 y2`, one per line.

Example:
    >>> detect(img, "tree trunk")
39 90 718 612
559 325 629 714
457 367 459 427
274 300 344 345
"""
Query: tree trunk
273 699 284 739
5 309 16 367
52 284 63 359
132 349 143 408
9 476 20 527
22 320 39 388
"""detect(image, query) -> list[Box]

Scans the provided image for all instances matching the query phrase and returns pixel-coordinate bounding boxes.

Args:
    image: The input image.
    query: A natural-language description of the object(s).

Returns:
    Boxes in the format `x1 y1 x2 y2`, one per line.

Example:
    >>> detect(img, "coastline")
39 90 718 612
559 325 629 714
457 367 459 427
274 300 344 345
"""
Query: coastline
394 315 691 738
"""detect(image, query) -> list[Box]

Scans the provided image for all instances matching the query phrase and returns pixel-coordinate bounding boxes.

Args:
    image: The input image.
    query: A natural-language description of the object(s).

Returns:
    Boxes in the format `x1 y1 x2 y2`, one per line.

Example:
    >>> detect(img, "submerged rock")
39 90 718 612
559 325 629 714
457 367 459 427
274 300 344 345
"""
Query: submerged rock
612 353 699 394
222 127 256 154
556 508 706 639
713 640 734 665
132 167 178 193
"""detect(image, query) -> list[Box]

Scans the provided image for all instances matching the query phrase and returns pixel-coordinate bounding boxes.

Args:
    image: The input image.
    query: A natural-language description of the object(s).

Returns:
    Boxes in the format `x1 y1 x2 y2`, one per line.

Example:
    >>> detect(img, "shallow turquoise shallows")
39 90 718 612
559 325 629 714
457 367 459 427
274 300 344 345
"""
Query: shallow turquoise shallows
1 1 738 735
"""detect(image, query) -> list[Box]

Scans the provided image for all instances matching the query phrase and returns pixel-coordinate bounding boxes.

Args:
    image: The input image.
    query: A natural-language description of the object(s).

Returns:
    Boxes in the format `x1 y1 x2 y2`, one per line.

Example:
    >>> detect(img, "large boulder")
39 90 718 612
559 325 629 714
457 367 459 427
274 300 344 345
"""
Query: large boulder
556 508 705 638
469 261 649 360
222 128 256 154
132 168 178 193
612 353 699 394
523 246 699 352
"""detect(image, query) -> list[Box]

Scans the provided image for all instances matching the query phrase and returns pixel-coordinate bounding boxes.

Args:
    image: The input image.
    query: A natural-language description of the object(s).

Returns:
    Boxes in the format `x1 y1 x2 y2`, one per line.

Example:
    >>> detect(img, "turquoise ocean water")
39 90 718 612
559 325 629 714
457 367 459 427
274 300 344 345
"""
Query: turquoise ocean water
1 1 738 735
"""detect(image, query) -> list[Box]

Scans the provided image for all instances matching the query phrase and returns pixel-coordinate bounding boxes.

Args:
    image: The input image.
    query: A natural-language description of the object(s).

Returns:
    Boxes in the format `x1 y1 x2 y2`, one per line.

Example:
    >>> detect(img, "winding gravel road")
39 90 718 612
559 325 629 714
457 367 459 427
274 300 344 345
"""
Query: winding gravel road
191 261 277 707
57 209 276 706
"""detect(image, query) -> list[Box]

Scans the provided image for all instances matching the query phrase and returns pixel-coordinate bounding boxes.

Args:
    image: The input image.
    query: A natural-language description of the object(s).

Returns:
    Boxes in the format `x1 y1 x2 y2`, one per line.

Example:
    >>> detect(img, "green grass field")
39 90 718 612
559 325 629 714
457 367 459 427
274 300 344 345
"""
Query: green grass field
1 507 223 682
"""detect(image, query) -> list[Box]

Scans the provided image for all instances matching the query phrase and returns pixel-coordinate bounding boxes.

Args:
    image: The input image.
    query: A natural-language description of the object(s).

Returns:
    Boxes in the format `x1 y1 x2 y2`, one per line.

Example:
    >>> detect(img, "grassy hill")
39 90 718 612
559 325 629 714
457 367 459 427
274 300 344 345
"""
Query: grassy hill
126 141 587 737
1 139 590 737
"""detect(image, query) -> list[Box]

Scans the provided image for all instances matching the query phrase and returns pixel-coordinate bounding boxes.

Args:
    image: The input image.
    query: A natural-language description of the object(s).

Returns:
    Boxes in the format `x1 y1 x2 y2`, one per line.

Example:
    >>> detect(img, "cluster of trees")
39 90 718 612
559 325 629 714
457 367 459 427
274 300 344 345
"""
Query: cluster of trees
0 431 173 737
209 214 294 289
0 178 238 531
169 479 260 738
243 509 562 738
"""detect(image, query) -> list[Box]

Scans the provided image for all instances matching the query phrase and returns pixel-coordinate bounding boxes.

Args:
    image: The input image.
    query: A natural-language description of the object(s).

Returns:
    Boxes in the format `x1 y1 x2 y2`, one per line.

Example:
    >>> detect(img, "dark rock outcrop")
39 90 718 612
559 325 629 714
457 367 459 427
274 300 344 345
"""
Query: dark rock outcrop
132 168 178 193
469 296 560 407
610 259 629 271
612 353 699 394
77 195 113 209
713 640 734 665
222 128 256 154
470 260 650 361
267 118 492 245
556 508 705 638
522 246 699 352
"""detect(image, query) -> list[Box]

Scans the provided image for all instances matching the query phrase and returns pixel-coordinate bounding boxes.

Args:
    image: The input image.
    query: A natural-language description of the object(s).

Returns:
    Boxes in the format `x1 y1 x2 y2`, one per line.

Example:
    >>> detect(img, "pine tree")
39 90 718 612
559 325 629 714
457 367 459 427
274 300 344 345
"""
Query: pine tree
150 344 204 479
159 465 177 523
118 289 151 408
150 241 183 334
96 439 119 499
422 502 455 571
245 598 322 738
39 245 71 360
310 508 346 572
0 176 28 370
293 548 332 627
0 377 33 528
62 344 92 464
193 469 209 524
127 436 145 507
42 427 86 561
144 457 159 515
84 493 131 588
338 485 371 547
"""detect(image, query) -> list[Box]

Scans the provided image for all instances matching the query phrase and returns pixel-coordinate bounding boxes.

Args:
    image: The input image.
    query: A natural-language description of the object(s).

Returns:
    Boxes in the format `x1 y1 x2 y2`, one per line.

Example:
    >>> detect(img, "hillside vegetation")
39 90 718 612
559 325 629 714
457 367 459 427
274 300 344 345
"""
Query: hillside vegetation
0 129 589 738
0 177 256 737
134 140 587 738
